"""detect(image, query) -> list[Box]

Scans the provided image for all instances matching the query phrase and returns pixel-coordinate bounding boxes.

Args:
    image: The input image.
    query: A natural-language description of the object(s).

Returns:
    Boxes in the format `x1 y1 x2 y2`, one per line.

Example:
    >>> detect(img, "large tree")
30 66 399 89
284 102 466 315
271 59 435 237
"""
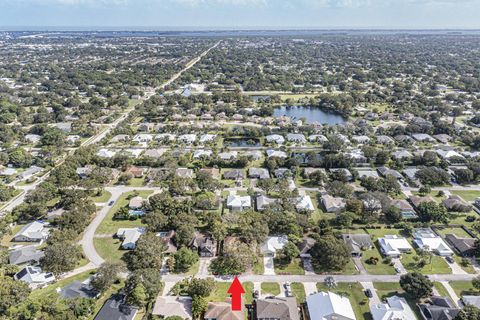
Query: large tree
123 233 166 270
41 241 82 275
399 272 433 300
310 235 350 271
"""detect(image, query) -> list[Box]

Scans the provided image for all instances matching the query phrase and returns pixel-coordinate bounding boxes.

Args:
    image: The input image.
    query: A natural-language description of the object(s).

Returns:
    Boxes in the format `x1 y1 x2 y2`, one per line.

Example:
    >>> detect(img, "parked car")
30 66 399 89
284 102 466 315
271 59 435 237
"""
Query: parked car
365 289 373 298
445 256 454 264
108 200 115 206
395 267 402 273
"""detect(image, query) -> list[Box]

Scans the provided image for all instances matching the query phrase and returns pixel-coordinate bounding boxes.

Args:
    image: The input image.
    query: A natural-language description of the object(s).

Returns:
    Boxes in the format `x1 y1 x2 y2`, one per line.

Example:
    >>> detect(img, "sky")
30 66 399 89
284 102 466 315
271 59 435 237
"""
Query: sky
0 0 480 29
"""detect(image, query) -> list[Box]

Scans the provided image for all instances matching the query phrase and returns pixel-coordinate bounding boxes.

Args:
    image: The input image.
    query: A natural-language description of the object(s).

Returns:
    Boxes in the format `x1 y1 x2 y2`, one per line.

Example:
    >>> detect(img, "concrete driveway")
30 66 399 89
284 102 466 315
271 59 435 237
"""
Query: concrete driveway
304 282 318 297
360 282 381 306
263 257 275 275
197 258 212 276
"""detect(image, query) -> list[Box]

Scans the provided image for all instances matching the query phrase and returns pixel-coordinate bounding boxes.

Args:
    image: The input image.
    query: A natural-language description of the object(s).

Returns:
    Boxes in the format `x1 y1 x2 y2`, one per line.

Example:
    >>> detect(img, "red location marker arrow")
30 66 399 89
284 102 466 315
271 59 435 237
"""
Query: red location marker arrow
227 276 245 311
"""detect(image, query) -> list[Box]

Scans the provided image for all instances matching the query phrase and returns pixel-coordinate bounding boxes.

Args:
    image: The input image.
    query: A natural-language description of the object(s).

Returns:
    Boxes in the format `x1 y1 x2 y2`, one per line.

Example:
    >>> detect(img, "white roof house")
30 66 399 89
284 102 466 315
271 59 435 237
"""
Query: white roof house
226 195 251 212
178 134 197 144
309 134 328 143
295 195 315 212
14 266 55 288
266 149 288 158
219 151 238 161
0 167 17 176
306 292 356 320
155 133 176 141
96 148 116 158
193 149 213 159
25 134 41 143
321 194 346 213
13 221 49 242
378 235 413 257
371 296 416 320
18 165 43 180
436 150 464 160
413 228 454 256
261 236 288 257
265 134 285 144
132 134 153 143
116 227 146 250
199 134 216 143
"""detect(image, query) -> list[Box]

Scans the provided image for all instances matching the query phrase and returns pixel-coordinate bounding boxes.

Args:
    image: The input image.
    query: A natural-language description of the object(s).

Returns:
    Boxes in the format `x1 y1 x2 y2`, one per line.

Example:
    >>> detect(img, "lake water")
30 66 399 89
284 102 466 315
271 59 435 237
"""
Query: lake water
273 106 346 125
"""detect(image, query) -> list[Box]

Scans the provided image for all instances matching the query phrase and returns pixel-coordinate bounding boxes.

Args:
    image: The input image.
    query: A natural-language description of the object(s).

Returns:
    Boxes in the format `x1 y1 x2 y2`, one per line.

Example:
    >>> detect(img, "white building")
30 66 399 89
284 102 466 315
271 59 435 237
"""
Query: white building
96 148 116 158
226 195 251 212
306 292 356 320
261 236 288 257
199 134 216 144
193 149 213 159
14 266 55 288
265 134 285 144
12 221 49 242
378 235 413 258
116 227 146 250
178 134 197 144
132 134 153 143
295 195 314 212
413 228 454 256
371 296 416 320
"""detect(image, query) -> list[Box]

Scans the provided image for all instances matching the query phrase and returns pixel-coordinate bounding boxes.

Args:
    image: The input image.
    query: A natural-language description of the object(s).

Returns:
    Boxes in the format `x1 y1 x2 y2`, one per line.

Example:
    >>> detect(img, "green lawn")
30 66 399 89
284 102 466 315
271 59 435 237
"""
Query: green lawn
95 190 152 234
90 190 112 203
450 190 480 202
252 259 265 275
209 281 254 304
373 282 422 320
274 258 305 275
401 251 451 274
362 245 396 275
93 237 126 263
433 282 450 299
291 283 305 304
365 228 403 240
453 255 476 274
449 281 479 297
261 282 280 296
435 227 472 238
1 223 27 247
317 282 371 320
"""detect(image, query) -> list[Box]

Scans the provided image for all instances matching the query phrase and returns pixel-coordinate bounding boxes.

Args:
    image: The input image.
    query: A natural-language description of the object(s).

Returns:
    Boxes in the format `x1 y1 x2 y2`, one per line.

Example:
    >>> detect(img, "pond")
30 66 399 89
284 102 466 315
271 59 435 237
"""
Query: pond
224 138 261 148
273 105 346 125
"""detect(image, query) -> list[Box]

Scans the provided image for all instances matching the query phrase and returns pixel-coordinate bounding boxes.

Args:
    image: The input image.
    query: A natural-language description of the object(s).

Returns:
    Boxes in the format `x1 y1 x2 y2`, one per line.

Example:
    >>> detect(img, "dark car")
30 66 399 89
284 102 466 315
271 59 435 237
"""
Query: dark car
365 289 373 298
445 256 454 264
108 200 115 206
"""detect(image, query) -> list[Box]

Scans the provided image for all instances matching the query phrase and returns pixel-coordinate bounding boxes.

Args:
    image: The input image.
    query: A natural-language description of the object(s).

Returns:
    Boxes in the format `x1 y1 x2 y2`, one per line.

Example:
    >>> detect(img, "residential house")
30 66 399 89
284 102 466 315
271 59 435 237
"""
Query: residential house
371 295 416 320
295 195 315 212
58 278 99 299
143 148 168 159
298 237 316 258
111 134 130 143
25 134 41 144
321 194 346 213
261 236 288 257
0 167 17 176
256 195 280 211
226 194 251 212
402 168 419 181
377 135 395 145
309 134 328 143
392 150 413 161
199 168 220 179
116 227 146 250
128 196 144 210
193 149 213 159
409 195 436 211
96 148 116 158
304 167 326 178
462 296 480 309
445 234 476 257
204 300 243 320
12 221 49 242
266 149 288 158
189 232 216 257
126 166 145 178
155 133 176 142
199 134 216 144
443 195 471 212
249 168 270 179
413 228 454 256
342 234 373 257
152 296 192 319
412 133 435 143
436 150 464 161
76 166 92 179
94 294 138 320
178 134 197 144
53 122 72 133
18 165 43 180
138 123 155 132
132 134 153 143
254 297 299 320
305 292 356 320
286 133 307 144
266 134 285 144
9 246 45 266
175 168 194 179
219 151 238 161
157 231 178 254
433 134 452 144
377 167 403 180
329 168 353 181
243 150 262 161
348 149 367 163
390 199 417 219
378 235 413 257
358 170 379 179
14 266 55 288
351 135 370 144
223 169 244 180
418 296 460 320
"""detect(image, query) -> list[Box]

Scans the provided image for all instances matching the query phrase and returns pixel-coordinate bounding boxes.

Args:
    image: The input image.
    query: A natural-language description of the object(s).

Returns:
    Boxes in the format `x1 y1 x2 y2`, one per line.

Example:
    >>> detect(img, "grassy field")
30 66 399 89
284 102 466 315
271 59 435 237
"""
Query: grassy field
373 282 423 320
95 190 152 234
434 227 472 238
291 282 305 304
274 258 305 275
90 190 112 203
450 190 480 202
261 282 280 296
433 282 450 299
362 245 396 275
401 251 451 274
93 237 126 263
449 281 478 297
209 281 254 304
1 223 29 248
317 282 371 320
